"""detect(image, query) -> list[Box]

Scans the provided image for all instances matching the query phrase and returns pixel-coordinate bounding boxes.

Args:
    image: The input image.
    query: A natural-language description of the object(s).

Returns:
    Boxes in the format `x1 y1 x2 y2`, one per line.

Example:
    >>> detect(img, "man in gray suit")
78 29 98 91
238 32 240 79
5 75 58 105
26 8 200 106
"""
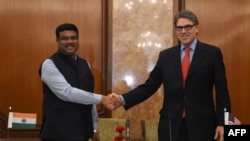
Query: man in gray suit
108 10 231 141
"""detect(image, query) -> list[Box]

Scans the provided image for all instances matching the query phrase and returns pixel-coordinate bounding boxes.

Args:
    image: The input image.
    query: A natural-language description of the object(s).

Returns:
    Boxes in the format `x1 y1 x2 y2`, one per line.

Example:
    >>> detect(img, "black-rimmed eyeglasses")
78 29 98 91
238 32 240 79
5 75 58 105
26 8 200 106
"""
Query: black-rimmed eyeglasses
175 24 195 32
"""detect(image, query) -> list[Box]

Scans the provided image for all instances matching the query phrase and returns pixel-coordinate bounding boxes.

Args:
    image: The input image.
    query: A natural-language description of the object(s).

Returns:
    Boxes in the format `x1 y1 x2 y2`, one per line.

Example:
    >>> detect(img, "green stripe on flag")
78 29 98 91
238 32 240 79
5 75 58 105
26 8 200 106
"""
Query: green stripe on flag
12 123 36 129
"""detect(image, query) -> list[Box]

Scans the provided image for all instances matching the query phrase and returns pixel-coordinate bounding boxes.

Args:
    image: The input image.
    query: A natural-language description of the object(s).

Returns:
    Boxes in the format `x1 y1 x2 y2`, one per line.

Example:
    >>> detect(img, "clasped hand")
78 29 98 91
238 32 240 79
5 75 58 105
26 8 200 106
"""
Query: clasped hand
101 93 122 110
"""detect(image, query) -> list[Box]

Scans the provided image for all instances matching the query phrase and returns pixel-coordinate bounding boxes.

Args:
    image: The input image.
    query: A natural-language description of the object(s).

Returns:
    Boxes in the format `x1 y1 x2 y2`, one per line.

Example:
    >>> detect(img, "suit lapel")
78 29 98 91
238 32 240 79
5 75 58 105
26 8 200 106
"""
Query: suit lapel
171 45 183 86
188 41 207 77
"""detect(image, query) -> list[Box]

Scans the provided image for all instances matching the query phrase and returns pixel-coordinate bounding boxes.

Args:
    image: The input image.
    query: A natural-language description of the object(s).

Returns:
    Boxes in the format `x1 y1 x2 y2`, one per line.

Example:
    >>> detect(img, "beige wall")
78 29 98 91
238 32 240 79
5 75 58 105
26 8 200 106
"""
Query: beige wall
110 0 174 140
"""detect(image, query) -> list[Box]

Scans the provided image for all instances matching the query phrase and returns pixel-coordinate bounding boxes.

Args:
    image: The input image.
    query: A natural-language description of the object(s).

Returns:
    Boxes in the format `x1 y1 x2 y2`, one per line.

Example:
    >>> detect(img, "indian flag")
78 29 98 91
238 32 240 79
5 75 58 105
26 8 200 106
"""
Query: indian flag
8 112 37 129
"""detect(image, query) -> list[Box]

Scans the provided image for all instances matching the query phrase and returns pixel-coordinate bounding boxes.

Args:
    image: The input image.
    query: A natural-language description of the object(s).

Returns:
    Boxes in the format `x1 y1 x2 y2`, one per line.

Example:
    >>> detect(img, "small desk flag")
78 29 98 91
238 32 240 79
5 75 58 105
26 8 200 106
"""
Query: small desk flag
8 112 37 129
224 108 241 125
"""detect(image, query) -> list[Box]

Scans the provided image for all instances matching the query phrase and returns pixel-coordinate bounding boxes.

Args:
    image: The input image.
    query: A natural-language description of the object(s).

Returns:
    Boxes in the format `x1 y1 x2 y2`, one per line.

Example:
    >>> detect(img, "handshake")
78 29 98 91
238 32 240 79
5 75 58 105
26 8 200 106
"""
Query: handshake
101 93 122 110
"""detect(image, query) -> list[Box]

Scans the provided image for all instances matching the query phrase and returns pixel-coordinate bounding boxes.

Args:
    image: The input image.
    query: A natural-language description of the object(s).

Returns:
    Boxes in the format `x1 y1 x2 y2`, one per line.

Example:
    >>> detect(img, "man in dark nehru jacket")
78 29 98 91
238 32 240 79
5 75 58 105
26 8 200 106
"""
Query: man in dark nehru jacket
39 23 114 141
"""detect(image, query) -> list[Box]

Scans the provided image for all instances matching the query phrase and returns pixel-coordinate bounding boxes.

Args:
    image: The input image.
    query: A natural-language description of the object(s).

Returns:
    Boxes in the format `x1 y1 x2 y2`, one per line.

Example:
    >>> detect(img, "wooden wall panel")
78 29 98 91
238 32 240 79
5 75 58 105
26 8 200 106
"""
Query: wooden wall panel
185 0 250 123
0 0 107 128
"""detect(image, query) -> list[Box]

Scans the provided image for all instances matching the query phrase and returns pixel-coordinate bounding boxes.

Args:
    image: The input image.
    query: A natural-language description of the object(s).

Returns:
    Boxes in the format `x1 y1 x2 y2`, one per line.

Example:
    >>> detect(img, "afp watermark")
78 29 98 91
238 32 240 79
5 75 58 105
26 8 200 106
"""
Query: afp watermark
224 125 250 140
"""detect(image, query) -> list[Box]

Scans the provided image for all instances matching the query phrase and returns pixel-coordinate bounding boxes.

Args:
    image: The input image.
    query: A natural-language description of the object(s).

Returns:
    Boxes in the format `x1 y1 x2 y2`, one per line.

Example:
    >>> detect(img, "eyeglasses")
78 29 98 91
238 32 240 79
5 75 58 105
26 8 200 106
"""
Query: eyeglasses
175 24 195 32
58 36 78 41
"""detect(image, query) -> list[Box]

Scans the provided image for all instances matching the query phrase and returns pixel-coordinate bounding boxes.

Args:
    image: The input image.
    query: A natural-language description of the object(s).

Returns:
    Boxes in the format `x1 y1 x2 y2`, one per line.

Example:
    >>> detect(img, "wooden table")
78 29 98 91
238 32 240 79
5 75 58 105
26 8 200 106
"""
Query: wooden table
0 128 40 138
0 139 39 141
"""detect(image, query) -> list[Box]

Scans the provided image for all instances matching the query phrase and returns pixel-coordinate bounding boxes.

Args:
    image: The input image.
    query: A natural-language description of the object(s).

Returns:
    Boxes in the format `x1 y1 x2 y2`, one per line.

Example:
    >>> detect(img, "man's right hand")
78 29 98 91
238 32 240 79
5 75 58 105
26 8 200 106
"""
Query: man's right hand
101 93 122 110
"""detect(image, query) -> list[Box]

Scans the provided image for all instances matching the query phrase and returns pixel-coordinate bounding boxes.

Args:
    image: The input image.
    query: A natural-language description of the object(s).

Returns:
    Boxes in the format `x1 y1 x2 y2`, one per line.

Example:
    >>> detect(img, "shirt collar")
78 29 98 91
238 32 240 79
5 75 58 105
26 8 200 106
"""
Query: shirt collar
181 39 197 51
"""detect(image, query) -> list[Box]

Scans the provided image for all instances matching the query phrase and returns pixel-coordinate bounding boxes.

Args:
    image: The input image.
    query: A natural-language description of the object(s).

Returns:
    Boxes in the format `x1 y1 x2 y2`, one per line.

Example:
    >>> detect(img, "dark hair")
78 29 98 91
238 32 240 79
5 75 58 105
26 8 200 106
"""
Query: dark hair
55 23 79 39
173 10 199 26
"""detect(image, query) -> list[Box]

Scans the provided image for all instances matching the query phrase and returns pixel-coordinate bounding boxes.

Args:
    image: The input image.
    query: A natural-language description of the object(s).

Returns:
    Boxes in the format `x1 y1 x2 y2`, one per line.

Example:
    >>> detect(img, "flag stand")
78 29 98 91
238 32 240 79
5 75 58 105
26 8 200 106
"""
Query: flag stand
6 128 9 141
6 106 12 141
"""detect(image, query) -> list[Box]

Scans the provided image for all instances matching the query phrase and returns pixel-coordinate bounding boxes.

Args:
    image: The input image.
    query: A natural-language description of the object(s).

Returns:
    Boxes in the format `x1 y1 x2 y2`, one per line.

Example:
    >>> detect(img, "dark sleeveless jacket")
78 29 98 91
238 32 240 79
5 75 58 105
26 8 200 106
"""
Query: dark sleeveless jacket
39 51 94 140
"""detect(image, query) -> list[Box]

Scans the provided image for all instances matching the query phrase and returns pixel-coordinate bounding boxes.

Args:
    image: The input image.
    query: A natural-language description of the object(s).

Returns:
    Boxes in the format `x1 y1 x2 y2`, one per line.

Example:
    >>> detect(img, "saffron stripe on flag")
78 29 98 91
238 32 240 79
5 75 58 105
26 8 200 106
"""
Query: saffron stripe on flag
13 112 37 119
